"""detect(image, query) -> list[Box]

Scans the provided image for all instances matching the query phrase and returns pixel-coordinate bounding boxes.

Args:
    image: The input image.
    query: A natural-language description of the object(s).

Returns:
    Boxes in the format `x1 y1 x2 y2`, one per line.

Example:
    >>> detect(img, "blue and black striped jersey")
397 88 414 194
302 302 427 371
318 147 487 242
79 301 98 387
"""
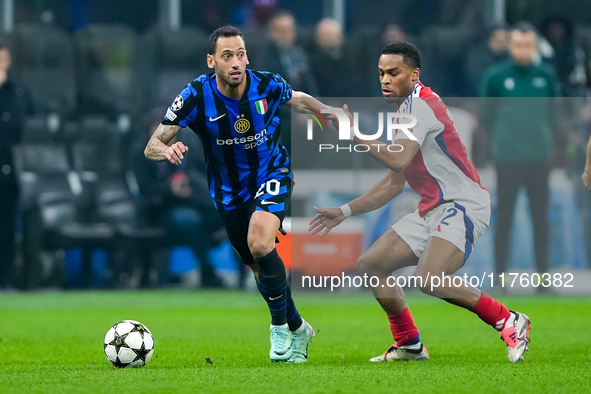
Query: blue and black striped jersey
162 70 293 210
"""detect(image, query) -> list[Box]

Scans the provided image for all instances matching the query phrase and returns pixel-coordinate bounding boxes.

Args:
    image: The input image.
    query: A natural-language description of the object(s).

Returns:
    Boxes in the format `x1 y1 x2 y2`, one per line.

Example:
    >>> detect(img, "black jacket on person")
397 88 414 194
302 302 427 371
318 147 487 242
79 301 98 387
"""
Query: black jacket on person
259 42 318 96
0 77 32 191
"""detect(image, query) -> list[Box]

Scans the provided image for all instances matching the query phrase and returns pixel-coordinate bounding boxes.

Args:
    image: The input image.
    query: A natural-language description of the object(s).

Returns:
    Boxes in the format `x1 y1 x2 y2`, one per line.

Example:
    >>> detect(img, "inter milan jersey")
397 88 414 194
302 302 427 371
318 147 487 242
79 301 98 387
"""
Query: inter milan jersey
162 70 293 210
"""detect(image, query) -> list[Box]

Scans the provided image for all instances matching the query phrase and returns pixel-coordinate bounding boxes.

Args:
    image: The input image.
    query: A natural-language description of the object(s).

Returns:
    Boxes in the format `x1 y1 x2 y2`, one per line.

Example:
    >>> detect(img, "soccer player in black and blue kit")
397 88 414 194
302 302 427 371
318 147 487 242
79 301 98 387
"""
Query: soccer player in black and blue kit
145 26 333 363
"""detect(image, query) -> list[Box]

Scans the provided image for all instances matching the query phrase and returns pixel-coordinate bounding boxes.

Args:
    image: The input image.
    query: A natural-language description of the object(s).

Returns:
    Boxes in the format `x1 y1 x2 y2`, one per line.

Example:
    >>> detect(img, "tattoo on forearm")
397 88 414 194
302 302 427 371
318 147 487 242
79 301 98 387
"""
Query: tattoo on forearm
155 124 180 144
144 124 181 161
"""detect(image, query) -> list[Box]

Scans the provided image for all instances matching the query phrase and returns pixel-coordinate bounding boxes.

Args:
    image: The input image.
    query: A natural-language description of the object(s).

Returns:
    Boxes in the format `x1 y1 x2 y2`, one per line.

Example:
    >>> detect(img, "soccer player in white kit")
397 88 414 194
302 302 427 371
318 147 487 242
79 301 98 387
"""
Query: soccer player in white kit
309 42 531 362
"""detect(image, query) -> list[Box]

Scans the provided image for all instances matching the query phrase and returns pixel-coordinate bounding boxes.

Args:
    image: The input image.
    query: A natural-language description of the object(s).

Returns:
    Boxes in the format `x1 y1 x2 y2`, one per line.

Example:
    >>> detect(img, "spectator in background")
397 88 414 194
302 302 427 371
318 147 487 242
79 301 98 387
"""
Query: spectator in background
539 14 588 97
0 44 32 289
131 115 226 288
251 0 278 27
418 0 484 96
465 26 508 97
355 23 411 97
380 23 407 46
479 22 559 280
310 18 364 96
228 0 277 29
376 24 412 90
260 11 317 94
259 11 318 152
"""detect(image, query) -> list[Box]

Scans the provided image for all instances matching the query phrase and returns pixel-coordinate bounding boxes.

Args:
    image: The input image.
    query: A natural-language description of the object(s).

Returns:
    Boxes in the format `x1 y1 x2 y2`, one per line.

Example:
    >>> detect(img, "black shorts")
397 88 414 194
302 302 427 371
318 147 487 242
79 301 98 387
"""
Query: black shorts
217 174 292 265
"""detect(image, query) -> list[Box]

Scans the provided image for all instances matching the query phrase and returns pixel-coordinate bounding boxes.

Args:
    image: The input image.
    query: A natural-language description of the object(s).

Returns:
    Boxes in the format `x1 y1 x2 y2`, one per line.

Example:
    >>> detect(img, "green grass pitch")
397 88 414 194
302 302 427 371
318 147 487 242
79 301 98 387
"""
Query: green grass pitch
0 290 589 393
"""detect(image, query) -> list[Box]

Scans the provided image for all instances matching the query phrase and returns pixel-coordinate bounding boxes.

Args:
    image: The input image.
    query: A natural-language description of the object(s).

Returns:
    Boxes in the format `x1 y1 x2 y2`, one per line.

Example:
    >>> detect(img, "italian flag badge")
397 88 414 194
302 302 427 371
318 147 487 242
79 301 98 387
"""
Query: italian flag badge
255 99 268 114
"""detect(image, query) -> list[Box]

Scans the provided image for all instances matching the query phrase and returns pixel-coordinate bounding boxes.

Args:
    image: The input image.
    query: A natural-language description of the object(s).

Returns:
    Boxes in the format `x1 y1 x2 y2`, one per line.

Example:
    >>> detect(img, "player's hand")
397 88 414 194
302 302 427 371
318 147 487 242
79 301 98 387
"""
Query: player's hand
324 104 354 130
308 206 346 237
322 107 340 129
583 170 591 191
342 104 354 126
166 141 189 165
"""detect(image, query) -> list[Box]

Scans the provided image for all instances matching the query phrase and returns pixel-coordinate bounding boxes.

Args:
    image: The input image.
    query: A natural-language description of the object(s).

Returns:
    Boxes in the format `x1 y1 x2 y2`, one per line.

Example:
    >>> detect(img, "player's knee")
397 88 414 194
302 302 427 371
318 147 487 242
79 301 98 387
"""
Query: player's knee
248 241 274 259
357 253 381 276
414 268 435 295
417 281 432 295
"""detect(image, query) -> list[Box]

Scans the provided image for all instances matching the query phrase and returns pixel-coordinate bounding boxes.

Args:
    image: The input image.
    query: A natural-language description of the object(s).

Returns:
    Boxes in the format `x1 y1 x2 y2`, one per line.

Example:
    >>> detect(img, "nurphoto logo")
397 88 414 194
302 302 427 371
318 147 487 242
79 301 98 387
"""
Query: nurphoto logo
304 106 418 153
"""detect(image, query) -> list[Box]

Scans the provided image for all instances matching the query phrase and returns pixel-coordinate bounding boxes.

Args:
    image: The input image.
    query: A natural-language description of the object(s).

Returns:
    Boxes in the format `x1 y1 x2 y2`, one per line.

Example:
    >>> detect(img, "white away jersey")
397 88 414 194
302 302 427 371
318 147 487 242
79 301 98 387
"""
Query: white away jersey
394 82 490 217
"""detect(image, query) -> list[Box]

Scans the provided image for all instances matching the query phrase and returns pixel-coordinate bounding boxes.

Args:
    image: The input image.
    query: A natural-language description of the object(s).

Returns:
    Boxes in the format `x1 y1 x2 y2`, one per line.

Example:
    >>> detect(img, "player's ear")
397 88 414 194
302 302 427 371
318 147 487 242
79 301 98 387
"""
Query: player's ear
207 54 215 69
412 68 420 83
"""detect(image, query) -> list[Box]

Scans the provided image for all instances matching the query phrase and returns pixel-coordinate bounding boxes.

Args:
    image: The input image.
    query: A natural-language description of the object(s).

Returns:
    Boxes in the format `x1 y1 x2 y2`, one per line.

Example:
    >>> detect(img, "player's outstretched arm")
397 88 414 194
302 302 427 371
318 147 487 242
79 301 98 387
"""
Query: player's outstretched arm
308 170 405 236
286 91 340 127
144 124 188 165
285 91 327 113
338 104 419 172
348 169 406 214
583 135 591 191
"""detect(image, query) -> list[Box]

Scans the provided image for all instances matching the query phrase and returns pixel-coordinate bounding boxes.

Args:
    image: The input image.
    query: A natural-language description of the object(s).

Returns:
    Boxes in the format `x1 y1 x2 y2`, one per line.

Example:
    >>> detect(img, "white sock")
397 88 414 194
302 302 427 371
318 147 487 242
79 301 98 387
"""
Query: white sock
271 323 289 329
399 342 422 350
293 320 307 333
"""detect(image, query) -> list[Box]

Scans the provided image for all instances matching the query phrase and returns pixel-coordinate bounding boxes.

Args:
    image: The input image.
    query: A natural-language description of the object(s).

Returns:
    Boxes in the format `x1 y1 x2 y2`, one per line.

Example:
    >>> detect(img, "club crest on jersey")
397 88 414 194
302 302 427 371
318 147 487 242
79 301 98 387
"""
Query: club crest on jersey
235 114 251 133
171 95 184 111
255 99 268 115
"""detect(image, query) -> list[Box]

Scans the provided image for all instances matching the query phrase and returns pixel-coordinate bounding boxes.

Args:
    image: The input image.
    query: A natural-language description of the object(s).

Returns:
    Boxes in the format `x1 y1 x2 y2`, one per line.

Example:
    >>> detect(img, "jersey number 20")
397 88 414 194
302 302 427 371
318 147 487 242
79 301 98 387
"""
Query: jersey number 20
255 179 281 199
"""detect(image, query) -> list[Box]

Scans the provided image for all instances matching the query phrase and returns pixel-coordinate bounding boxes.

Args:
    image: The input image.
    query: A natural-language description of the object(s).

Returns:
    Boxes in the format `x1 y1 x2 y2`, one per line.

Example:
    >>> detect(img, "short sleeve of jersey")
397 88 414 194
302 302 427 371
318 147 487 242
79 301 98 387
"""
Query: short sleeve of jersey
271 73 293 105
161 80 203 128
393 99 437 147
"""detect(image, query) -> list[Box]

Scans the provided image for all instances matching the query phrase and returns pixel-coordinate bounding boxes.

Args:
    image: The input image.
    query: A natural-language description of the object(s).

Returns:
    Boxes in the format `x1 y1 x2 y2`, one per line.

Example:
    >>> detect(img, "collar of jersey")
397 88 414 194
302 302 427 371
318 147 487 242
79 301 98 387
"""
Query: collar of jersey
210 71 251 103
399 82 421 112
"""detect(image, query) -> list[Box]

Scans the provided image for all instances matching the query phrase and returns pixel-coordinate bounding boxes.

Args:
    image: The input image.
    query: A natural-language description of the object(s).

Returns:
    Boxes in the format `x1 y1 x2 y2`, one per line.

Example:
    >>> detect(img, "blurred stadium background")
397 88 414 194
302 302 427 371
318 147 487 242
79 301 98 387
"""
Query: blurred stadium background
0 0 590 293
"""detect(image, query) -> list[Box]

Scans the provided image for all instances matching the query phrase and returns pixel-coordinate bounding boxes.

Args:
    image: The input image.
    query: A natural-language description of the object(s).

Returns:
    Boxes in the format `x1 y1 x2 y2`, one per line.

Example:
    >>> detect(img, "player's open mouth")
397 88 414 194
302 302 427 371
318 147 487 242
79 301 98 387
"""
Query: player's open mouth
382 88 394 96
230 71 242 78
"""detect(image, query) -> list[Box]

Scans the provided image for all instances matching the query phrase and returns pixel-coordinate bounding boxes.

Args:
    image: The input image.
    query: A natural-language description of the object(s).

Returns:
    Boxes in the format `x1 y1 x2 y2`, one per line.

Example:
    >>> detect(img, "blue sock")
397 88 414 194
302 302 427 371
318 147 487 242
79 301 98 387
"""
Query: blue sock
285 283 303 331
254 249 289 326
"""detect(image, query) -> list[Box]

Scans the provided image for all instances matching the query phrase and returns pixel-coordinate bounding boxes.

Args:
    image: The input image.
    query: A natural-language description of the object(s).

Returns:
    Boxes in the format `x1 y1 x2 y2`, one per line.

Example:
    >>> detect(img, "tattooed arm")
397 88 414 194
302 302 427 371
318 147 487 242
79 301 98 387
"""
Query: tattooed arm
144 124 188 165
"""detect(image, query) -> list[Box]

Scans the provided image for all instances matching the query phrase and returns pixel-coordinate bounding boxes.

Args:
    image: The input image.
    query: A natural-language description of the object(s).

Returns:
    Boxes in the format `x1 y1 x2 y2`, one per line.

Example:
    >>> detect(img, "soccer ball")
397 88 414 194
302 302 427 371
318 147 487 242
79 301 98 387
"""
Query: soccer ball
103 320 154 368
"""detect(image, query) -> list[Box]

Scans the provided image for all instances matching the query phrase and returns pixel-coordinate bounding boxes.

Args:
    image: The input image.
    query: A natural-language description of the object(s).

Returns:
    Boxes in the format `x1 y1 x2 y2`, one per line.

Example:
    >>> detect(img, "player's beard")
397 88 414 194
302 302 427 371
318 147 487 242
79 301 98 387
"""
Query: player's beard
216 67 245 87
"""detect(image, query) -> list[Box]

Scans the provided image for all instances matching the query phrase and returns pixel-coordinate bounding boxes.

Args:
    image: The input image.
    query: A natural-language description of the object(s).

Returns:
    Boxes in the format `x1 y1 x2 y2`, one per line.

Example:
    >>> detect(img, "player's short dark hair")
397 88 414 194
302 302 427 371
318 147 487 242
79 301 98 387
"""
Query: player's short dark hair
381 41 421 69
208 25 245 55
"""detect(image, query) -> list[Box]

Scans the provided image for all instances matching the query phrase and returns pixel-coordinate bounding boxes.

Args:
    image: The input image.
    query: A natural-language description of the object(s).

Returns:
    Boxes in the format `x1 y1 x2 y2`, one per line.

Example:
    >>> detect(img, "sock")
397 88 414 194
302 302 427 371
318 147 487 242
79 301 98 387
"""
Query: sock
388 307 420 347
285 281 303 331
472 291 512 331
293 321 307 333
255 249 291 326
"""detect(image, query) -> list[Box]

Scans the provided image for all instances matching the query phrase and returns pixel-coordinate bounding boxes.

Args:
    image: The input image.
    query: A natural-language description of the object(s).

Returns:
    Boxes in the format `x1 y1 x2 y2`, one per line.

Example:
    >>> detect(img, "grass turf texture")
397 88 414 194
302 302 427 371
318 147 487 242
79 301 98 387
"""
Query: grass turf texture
0 290 589 393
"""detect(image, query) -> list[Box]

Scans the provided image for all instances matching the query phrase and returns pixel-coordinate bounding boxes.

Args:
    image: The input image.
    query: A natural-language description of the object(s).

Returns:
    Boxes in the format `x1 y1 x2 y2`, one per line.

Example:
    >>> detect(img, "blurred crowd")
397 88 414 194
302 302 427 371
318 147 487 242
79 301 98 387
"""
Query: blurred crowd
7 0 591 99
2 0 591 290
